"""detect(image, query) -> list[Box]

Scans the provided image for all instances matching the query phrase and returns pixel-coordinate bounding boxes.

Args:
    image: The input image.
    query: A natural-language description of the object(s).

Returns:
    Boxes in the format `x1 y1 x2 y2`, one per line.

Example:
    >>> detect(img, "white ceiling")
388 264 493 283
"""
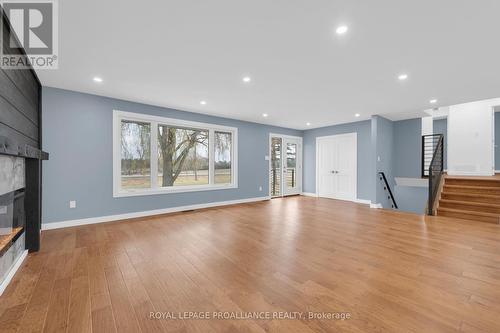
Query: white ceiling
37 0 500 130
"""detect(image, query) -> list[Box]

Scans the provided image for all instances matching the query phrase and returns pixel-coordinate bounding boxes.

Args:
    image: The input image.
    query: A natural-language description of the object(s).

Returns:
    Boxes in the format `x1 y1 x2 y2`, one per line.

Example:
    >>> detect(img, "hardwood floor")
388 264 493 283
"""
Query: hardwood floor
1 196 500 333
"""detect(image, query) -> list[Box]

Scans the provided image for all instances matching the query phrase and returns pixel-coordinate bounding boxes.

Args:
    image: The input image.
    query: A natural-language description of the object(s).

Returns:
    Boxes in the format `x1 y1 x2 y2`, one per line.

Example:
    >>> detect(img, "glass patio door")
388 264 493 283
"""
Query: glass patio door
283 137 302 195
269 135 302 197
270 137 282 197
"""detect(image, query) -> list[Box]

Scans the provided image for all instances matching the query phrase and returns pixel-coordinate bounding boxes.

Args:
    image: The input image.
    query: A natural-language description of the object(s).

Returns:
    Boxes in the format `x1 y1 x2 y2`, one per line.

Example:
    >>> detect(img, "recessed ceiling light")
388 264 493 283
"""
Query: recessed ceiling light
429 99 437 104
306 122 311 126
336 25 348 35
398 74 408 81
243 76 251 83
262 113 268 118
200 100 207 105
93 77 103 83
355 113 361 117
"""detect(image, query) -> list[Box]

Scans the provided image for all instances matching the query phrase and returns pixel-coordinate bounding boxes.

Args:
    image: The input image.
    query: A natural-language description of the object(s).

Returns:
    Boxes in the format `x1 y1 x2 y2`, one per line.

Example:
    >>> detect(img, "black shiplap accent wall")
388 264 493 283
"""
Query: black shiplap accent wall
0 66 41 148
0 7 41 148
0 10 43 252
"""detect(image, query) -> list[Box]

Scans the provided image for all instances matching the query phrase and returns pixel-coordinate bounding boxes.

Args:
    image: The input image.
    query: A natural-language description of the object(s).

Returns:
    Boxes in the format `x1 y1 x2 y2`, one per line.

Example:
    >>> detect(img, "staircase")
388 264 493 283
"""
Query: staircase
436 176 500 224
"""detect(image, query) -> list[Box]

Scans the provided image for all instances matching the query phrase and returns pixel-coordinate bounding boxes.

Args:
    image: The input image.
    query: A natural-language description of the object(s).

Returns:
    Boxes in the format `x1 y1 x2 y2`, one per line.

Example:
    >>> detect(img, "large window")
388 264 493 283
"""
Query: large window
114 111 237 197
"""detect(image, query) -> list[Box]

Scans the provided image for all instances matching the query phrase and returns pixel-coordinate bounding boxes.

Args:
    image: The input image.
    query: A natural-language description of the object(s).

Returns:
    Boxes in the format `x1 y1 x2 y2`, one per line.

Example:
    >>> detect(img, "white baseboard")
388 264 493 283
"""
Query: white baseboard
0 250 28 296
301 193 371 206
370 203 383 209
42 196 271 230
353 198 371 205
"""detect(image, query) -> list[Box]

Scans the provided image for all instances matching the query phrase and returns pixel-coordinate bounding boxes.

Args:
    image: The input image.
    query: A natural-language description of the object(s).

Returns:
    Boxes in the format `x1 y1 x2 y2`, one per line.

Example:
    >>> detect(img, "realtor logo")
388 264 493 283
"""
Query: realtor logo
0 0 58 69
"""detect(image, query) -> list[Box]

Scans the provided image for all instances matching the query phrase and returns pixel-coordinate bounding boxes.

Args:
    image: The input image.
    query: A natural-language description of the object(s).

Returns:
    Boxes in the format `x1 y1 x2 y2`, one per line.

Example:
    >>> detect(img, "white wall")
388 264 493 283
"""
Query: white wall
448 98 499 176
421 116 433 136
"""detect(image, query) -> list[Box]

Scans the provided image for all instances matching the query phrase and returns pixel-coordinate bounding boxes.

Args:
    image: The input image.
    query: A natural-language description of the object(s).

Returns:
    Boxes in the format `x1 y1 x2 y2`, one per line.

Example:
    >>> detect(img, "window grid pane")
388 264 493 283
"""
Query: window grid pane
120 120 151 190
157 125 209 187
214 131 232 185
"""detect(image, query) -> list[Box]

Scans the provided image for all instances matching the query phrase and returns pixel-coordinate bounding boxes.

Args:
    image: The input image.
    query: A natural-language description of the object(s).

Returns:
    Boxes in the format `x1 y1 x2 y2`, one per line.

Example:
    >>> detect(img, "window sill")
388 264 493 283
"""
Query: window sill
113 184 238 198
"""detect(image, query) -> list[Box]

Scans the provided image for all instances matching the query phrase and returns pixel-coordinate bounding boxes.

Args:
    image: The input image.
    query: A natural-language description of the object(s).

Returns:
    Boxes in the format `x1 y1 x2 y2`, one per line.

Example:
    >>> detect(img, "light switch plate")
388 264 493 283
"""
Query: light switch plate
69 200 76 209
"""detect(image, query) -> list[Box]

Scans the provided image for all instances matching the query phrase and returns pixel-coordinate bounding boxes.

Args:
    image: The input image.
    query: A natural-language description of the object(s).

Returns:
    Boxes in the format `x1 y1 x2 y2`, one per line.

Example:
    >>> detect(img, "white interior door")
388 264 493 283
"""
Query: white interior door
283 137 302 195
317 133 357 200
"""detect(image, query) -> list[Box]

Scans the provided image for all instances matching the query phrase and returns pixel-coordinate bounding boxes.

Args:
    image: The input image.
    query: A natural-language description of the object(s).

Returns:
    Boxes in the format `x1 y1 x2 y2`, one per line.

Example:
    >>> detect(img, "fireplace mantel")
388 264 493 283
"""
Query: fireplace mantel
0 135 49 160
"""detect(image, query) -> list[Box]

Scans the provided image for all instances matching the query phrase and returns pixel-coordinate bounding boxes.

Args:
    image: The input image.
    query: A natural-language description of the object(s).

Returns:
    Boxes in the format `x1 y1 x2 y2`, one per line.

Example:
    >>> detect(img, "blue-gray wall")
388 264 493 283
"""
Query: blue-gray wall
44 86 491 222
392 118 427 214
393 186 428 214
373 116 395 208
302 116 425 210
393 118 422 178
42 87 301 224
302 120 373 201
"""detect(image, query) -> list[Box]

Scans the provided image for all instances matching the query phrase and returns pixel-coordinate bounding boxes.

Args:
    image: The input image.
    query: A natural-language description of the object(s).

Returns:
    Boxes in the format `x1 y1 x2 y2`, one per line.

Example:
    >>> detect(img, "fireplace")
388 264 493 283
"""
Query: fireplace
0 9 46 293
0 155 25 233
0 156 26 285
0 189 25 235
0 142 48 294
0 145 48 295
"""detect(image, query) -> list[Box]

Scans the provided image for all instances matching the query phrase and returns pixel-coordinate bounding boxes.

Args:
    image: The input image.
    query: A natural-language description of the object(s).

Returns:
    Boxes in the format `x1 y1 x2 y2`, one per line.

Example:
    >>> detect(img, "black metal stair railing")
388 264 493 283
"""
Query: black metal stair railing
421 134 442 178
427 135 444 215
378 172 398 209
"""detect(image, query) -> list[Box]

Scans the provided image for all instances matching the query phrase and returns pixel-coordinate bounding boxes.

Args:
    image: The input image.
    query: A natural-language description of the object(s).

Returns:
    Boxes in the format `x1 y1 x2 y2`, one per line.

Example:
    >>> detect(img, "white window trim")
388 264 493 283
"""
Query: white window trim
113 110 238 198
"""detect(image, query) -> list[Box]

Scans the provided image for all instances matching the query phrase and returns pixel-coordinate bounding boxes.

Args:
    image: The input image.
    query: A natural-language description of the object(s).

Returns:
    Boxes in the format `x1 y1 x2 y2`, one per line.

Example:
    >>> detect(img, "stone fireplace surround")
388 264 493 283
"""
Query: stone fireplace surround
0 155 27 295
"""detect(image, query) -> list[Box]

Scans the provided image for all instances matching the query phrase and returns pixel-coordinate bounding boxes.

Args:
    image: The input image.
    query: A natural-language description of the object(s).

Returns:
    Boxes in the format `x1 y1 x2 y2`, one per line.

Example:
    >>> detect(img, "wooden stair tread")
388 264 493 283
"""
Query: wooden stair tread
444 183 500 188
437 207 500 224
446 175 500 181
444 178 500 188
439 199 500 209
437 207 499 218
441 192 500 204
441 192 500 199
443 184 500 191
